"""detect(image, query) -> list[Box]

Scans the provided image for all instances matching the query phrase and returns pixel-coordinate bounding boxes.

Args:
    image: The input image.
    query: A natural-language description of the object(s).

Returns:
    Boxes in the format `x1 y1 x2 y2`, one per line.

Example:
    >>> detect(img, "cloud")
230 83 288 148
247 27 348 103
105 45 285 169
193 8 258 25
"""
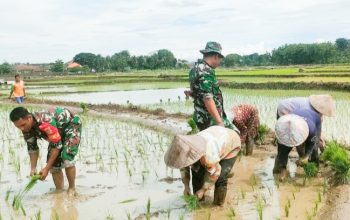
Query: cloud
0 0 349 63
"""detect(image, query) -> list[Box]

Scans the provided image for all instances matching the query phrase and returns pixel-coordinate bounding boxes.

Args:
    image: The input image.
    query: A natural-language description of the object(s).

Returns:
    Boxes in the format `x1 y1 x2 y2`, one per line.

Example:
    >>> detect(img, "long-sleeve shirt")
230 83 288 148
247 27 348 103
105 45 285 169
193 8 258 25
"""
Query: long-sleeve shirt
24 107 77 154
196 126 241 190
277 97 314 117
291 109 322 156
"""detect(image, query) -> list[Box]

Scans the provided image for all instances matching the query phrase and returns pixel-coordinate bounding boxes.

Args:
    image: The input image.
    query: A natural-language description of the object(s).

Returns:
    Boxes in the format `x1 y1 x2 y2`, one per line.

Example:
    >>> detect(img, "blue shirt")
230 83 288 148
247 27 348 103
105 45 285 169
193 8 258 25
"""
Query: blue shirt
277 97 315 117
291 109 322 156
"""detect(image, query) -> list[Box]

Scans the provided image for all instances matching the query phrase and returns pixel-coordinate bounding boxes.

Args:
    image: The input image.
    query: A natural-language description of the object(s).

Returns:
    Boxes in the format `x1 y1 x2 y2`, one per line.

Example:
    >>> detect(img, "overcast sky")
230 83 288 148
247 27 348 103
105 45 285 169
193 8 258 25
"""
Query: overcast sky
1 0 349 63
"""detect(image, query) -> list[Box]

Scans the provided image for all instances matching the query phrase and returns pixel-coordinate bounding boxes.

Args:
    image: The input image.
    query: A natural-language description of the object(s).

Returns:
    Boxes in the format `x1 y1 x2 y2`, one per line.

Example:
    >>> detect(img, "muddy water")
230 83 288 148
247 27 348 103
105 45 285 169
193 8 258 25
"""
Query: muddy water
0 109 193 220
43 88 188 105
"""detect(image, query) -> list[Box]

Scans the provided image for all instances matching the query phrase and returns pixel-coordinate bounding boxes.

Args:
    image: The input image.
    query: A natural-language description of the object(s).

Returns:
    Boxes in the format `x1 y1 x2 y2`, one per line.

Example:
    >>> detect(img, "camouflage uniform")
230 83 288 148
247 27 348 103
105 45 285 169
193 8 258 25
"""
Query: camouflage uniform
23 107 82 172
189 59 234 131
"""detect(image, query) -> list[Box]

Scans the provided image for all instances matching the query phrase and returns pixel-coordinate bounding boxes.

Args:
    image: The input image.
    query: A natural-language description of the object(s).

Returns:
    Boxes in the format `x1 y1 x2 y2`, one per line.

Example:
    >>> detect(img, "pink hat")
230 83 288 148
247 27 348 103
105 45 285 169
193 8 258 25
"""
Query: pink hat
275 114 309 147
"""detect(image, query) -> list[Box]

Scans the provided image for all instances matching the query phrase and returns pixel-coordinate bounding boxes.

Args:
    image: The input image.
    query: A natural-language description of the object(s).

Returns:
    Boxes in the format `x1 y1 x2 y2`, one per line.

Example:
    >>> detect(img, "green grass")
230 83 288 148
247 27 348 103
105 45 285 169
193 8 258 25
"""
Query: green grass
257 124 269 144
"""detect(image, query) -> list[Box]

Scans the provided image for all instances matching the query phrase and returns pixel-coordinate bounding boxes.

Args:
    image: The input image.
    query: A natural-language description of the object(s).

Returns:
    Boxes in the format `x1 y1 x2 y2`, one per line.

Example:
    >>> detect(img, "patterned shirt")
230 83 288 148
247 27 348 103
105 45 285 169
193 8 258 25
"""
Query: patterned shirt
24 107 77 153
197 126 241 190
189 59 233 130
232 104 260 142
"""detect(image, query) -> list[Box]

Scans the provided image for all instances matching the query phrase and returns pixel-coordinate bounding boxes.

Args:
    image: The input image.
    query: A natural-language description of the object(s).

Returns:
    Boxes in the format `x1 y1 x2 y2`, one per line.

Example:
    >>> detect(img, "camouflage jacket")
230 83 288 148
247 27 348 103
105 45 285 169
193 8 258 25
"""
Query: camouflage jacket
189 59 233 130
24 107 81 153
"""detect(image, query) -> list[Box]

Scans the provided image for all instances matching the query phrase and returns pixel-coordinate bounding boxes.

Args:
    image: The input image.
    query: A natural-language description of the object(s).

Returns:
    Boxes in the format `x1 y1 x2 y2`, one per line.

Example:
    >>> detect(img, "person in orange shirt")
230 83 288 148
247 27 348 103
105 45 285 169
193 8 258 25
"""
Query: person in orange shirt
9 74 26 103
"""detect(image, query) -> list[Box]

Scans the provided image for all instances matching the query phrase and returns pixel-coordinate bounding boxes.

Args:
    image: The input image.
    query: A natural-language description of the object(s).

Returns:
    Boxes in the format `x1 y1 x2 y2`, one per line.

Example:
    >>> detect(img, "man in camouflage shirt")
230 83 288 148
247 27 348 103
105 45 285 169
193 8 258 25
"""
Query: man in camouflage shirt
10 107 82 192
189 41 234 131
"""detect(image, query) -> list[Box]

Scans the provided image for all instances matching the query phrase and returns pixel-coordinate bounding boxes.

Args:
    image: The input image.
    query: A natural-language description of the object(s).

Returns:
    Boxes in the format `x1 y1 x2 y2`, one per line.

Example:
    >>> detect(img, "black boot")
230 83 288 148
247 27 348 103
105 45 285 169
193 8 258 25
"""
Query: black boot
213 187 227 206
246 136 255 156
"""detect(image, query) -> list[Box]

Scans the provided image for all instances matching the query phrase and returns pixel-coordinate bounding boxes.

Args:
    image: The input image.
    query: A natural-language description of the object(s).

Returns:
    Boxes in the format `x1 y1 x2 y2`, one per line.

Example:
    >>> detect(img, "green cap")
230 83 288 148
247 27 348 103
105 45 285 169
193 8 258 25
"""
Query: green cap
200 41 224 58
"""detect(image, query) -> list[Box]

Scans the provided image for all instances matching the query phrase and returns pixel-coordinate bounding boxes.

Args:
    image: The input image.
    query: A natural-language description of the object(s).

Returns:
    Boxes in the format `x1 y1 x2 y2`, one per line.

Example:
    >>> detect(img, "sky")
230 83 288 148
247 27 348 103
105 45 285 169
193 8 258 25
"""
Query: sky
1 0 350 63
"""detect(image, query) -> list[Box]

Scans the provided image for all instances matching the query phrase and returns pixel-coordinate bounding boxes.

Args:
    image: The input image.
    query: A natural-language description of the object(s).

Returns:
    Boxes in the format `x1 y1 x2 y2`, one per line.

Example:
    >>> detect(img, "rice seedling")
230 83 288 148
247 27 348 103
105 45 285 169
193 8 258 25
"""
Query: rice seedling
317 191 322 203
205 209 212 220
321 140 350 184
249 174 257 191
126 212 132 220
80 102 88 113
146 198 151 220
119 198 137 204
257 124 269 144
5 188 11 202
284 203 289 217
12 174 41 213
227 207 236 220
35 209 41 220
304 162 318 178
182 195 199 210
256 198 264 220
166 208 171 219
187 118 199 134
240 188 246 199
305 210 313 220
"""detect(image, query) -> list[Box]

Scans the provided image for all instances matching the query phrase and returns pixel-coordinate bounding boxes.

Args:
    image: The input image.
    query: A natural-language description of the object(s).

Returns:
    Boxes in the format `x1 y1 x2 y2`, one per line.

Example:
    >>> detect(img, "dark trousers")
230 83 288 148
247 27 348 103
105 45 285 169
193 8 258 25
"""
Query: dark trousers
273 142 319 173
191 157 236 193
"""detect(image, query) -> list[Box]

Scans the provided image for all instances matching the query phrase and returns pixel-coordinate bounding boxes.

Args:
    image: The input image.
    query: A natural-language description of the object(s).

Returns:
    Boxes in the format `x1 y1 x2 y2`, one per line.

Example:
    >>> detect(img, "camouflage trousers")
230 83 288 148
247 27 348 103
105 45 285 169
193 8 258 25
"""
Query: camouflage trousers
49 116 82 172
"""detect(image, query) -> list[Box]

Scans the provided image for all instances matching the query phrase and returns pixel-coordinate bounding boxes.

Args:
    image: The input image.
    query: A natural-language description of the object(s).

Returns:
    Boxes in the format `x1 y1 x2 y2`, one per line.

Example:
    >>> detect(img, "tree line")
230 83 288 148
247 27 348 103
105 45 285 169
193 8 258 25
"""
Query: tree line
1 38 350 74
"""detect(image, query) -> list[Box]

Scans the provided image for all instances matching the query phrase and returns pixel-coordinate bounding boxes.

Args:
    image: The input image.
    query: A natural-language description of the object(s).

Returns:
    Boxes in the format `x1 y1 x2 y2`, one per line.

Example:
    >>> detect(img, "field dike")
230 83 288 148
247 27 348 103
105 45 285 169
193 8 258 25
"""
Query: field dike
1 98 349 220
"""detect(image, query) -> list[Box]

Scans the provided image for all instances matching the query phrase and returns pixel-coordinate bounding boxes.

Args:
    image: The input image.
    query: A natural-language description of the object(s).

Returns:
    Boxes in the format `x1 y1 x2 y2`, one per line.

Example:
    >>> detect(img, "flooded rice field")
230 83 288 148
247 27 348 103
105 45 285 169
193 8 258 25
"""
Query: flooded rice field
0 107 190 219
43 88 188 105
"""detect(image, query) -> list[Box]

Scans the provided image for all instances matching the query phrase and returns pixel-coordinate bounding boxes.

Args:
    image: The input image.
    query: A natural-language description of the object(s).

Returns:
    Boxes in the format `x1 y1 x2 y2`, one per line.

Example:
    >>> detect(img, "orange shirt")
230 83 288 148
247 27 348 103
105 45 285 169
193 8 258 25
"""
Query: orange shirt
12 80 25 97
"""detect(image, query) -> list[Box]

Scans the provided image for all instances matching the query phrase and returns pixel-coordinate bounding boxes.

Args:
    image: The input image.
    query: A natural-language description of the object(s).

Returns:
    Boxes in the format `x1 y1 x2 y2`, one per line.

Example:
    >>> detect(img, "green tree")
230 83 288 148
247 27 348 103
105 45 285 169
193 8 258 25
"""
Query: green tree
0 62 13 74
50 60 64 72
156 49 177 69
110 50 131 71
335 38 349 51
223 54 242 67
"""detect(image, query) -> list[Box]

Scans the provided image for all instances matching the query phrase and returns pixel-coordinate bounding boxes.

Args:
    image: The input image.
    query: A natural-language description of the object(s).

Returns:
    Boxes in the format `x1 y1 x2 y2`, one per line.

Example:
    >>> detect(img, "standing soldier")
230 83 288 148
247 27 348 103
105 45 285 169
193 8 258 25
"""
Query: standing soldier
189 41 235 131
10 107 82 194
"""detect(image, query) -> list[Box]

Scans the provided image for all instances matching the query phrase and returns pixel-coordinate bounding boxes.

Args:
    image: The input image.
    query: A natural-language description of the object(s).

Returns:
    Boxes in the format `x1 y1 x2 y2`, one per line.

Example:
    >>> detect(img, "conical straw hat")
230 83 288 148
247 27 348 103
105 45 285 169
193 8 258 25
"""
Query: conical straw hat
275 114 309 147
309 94 335 117
164 134 207 169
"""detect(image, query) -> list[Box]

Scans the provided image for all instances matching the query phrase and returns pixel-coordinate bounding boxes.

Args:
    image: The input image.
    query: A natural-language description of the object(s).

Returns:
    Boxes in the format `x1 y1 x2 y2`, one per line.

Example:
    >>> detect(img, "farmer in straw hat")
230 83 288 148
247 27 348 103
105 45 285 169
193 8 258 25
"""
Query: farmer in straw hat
277 94 335 152
231 104 260 155
164 126 241 206
9 107 82 193
273 108 322 181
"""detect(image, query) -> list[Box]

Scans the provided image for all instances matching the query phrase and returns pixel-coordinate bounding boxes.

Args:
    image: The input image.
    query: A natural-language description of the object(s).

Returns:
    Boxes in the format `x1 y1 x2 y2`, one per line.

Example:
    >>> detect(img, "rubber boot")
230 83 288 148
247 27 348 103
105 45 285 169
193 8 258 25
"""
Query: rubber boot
245 136 255 156
213 187 227 206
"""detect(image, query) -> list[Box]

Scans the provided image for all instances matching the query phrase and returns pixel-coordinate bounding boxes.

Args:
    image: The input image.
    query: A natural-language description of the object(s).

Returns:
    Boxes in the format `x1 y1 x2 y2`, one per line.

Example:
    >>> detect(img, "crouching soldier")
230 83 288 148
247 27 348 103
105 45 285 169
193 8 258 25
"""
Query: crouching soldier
164 126 241 206
273 108 321 181
232 104 260 155
10 107 82 193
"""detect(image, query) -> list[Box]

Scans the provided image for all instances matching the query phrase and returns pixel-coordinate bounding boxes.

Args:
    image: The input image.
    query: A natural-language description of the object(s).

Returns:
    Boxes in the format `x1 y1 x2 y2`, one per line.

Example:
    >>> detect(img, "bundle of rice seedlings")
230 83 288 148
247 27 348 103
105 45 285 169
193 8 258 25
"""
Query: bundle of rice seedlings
257 124 269 144
182 195 199 210
304 162 318 178
321 140 350 184
187 118 199 135
12 174 41 214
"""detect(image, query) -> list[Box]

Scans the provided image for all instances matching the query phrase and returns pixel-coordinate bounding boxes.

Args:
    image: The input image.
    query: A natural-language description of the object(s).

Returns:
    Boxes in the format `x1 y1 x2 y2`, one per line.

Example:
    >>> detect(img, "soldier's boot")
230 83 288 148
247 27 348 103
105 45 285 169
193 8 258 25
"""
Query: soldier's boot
213 187 227 206
246 136 255 156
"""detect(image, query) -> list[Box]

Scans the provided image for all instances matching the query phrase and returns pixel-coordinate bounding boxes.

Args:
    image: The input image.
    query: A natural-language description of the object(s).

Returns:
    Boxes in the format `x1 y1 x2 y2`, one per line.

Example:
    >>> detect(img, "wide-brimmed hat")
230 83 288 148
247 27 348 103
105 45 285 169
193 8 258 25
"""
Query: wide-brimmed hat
200 41 224 58
164 134 207 169
309 94 335 117
275 114 309 147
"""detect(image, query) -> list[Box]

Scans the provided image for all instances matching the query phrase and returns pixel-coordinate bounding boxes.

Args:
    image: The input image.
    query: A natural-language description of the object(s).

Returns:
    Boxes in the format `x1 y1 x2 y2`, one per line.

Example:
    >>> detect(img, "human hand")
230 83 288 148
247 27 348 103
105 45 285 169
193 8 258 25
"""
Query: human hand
296 157 308 166
30 168 37 176
195 189 206 200
39 167 49 180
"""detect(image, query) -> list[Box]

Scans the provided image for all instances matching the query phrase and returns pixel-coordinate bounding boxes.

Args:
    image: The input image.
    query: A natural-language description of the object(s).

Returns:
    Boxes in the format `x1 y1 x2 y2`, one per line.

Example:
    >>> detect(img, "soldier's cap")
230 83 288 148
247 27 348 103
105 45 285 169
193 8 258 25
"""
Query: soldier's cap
200 41 224 58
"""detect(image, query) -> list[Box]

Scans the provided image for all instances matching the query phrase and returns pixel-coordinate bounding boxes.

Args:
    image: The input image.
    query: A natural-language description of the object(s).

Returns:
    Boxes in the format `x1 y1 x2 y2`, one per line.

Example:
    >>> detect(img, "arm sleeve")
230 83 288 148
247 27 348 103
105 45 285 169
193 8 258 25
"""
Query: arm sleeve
305 118 322 157
23 132 39 154
202 163 222 190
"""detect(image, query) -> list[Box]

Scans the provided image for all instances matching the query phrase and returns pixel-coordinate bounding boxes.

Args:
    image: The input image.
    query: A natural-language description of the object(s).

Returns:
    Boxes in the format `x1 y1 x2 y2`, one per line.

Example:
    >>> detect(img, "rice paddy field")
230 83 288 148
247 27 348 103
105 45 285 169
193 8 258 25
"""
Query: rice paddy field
0 65 350 220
